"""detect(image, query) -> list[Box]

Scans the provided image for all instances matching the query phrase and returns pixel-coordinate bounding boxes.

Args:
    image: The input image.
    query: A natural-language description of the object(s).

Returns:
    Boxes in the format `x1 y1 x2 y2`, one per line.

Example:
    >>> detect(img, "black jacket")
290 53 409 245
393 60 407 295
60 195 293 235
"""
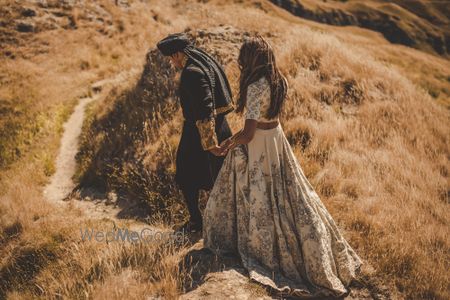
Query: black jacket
175 59 232 190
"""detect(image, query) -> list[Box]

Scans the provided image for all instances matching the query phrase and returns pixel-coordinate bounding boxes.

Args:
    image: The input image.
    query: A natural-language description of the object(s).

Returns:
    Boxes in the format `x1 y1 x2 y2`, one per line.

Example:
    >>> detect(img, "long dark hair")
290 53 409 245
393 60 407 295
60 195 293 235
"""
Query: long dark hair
236 35 288 119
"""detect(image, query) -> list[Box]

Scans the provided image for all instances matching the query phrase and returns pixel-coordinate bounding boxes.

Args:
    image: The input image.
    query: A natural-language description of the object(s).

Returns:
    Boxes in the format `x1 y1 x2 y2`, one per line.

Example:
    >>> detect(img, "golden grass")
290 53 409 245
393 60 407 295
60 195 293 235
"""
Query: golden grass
1 0 449 299
1 1 191 298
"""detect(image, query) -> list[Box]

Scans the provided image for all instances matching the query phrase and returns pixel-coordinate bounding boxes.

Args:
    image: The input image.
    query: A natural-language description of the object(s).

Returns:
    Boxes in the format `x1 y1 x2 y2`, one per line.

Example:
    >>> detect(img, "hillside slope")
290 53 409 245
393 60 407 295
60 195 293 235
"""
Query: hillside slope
77 1 449 299
270 0 450 56
1 0 449 299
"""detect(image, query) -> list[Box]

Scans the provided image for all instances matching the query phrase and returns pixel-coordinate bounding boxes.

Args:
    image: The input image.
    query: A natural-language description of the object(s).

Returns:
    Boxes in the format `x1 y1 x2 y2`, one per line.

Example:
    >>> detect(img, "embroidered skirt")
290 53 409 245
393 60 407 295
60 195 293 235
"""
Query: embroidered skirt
203 124 363 298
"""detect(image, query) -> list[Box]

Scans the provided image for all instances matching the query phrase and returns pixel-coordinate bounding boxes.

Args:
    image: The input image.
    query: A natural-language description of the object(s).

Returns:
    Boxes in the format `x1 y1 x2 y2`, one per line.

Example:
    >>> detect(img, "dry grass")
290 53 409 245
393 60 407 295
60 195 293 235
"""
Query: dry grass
269 0 450 56
1 0 192 298
1 0 449 299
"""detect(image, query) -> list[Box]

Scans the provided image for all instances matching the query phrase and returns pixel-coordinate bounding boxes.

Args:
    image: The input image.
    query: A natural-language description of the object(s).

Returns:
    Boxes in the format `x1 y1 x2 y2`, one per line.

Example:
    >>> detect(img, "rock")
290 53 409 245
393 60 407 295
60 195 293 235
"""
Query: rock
115 0 130 8
4 50 15 59
181 242 271 300
16 21 35 32
181 269 272 300
91 83 103 93
107 192 118 204
21 8 37 17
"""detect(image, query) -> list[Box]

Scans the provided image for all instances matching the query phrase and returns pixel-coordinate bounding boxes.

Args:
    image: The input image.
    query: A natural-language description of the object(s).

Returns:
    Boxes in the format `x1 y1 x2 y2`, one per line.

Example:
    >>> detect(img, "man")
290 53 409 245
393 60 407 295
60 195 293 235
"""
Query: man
157 33 233 232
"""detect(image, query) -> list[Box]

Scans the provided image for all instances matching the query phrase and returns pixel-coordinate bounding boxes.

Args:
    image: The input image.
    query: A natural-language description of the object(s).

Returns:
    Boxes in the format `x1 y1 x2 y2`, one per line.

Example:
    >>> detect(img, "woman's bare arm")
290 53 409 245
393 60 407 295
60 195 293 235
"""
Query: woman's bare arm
232 119 258 145
220 119 258 153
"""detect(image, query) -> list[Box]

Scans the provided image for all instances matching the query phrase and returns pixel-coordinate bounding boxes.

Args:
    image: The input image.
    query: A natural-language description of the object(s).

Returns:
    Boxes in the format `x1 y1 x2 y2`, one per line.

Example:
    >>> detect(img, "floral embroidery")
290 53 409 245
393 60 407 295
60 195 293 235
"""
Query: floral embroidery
244 77 277 122
196 118 218 150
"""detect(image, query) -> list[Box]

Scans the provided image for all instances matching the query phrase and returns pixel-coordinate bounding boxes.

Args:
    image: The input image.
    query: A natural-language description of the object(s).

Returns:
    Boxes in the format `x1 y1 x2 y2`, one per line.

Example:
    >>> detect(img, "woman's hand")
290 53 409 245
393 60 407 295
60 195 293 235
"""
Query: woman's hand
220 137 234 149
221 137 239 152
225 140 238 151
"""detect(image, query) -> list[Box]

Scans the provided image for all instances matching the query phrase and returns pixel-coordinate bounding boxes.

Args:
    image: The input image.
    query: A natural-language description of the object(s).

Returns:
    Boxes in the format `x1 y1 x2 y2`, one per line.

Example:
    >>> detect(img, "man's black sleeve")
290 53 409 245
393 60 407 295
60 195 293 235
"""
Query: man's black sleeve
184 67 218 150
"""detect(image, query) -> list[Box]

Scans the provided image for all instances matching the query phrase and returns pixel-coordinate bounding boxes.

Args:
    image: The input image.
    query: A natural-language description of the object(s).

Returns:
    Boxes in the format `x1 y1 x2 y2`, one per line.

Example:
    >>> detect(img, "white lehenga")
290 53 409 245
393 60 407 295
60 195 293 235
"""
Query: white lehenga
203 77 363 298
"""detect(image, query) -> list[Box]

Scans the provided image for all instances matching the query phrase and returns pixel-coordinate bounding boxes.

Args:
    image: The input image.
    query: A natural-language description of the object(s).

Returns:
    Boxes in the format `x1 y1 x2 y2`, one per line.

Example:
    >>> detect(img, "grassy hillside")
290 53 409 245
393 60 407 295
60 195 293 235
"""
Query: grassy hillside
77 1 450 298
266 0 450 107
0 0 189 298
270 0 450 56
1 0 449 299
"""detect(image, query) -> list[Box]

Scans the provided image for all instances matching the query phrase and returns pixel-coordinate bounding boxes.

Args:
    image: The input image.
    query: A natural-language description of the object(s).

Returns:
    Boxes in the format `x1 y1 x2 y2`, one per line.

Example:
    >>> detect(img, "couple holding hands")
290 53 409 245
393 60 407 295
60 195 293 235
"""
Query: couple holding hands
156 33 362 298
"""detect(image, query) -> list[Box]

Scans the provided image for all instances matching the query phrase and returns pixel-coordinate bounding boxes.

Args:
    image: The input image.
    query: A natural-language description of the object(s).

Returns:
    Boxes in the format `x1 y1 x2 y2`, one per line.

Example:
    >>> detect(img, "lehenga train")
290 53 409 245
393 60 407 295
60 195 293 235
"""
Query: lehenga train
203 124 363 298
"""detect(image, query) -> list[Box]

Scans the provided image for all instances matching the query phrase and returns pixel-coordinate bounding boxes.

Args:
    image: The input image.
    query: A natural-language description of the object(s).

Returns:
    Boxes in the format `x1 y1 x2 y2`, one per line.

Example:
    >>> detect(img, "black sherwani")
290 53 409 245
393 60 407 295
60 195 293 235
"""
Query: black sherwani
175 59 232 191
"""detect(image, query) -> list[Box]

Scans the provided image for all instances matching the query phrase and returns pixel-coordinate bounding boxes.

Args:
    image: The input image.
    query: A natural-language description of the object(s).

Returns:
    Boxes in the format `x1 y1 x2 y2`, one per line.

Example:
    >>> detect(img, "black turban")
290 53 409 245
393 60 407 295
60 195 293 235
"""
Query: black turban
157 33 191 56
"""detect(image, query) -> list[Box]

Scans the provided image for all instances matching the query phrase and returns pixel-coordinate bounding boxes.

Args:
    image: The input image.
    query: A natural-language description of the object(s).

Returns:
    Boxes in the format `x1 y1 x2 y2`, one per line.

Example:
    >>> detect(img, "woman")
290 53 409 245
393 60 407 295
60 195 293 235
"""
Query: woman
203 36 363 298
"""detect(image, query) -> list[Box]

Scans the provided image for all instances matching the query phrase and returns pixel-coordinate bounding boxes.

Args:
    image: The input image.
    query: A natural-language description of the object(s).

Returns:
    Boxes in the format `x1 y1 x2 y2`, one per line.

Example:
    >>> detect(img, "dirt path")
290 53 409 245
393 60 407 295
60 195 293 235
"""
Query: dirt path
43 69 137 203
43 95 98 203
43 69 138 218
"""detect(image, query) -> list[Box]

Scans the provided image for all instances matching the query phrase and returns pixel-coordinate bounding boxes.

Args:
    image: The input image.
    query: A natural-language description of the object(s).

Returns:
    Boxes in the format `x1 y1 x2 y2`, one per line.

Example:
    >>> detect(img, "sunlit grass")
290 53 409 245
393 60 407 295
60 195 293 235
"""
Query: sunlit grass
1 0 449 299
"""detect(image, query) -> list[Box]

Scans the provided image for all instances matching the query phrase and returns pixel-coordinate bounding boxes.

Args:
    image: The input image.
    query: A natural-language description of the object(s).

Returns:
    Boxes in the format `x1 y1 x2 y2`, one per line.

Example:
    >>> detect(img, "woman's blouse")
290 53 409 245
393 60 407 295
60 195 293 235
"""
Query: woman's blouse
244 77 279 122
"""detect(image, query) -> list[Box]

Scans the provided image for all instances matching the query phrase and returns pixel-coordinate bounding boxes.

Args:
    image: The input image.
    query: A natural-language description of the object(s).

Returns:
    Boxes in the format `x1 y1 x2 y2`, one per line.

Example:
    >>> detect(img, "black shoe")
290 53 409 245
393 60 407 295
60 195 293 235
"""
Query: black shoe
178 220 203 233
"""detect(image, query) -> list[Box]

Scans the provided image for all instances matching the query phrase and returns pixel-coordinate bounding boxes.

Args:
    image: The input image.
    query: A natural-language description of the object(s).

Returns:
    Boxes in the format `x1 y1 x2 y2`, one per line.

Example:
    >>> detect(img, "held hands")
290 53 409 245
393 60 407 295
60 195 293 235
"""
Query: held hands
209 137 237 156
220 138 232 150
209 145 227 156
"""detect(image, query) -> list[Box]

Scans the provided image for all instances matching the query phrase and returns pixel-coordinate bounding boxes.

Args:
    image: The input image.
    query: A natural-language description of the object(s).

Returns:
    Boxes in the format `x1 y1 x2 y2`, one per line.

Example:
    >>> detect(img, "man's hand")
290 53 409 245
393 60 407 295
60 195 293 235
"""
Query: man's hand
209 145 227 156
221 137 238 152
